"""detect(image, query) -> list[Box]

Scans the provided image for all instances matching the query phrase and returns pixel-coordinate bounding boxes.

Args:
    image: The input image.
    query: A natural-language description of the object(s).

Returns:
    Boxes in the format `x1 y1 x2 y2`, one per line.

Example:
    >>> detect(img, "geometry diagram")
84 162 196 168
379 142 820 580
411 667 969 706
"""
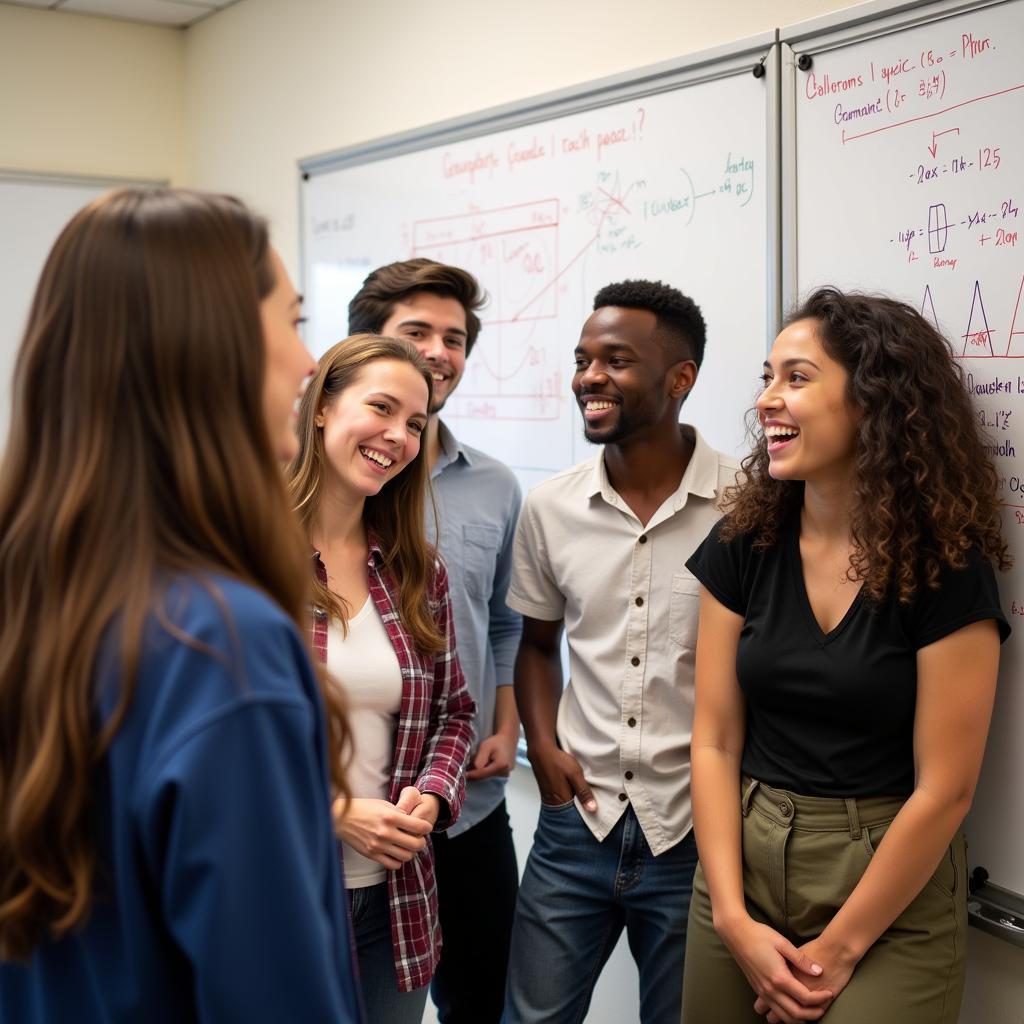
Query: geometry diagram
960 280 995 357
920 284 939 329
412 200 567 424
928 203 949 254
412 199 560 325
1007 276 1024 357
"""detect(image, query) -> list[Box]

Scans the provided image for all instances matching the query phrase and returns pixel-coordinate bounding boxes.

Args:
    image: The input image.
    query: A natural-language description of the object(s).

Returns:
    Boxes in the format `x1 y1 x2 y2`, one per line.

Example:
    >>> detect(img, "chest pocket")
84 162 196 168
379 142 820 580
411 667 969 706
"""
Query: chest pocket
462 523 501 600
669 573 701 651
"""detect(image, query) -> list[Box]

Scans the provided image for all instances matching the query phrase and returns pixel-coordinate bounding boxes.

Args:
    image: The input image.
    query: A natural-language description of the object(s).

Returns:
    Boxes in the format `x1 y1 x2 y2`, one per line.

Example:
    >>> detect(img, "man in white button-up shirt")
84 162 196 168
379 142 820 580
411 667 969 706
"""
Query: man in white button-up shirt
504 280 739 1024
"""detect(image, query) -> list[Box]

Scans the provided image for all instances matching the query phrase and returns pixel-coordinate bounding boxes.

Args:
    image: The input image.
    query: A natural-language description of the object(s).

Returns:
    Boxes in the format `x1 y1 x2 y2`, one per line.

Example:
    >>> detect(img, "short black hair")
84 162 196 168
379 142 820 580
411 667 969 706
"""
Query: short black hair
593 279 706 369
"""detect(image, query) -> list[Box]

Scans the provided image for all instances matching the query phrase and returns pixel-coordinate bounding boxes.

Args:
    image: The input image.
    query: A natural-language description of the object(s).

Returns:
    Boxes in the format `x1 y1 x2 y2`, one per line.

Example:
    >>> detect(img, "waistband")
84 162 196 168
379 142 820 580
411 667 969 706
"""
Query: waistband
741 776 905 838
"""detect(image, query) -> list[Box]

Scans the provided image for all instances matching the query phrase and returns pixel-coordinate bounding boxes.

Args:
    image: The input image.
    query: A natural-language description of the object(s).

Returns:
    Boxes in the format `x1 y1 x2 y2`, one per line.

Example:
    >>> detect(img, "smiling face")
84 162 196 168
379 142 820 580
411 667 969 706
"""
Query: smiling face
261 248 316 461
756 318 861 484
316 358 430 500
380 292 468 413
571 306 695 446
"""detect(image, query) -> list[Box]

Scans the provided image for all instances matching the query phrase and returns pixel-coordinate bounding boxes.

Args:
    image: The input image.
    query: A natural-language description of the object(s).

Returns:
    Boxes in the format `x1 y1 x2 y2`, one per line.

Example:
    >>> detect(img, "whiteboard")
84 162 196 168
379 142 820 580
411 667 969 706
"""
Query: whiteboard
301 36 779 493
0 173 152 443
783 0 1024 897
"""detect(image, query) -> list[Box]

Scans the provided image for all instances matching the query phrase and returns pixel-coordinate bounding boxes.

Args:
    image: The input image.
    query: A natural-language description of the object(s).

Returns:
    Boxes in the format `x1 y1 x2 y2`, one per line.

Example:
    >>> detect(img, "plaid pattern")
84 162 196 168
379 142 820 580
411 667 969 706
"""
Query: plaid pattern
312 540 475 992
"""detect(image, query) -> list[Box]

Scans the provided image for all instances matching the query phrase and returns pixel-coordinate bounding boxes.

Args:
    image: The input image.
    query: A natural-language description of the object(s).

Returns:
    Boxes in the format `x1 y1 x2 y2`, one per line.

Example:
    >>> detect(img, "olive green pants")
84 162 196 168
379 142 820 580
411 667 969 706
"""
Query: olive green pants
681 778 967 1024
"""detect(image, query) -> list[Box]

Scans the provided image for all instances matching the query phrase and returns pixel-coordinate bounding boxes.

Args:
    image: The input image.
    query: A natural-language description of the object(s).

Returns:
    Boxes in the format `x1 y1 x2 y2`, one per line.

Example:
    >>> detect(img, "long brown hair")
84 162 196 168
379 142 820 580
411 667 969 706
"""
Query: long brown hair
0 188 350 960
289 334 444 654
722 287 1010 601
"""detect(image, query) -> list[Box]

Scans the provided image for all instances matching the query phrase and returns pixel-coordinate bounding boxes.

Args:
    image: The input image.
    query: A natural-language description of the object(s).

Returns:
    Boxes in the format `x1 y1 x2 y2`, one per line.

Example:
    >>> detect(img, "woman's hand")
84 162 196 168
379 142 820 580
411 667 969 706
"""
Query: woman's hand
718 916 833 1023
394 786 442 828
756 934 855 1022
332 796 433 870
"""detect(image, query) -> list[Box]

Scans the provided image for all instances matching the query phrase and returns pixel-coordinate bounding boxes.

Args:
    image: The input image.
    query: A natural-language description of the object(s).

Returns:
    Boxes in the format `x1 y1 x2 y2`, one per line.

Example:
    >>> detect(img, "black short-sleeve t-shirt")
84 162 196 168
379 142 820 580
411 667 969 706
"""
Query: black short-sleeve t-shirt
686 515 1010 798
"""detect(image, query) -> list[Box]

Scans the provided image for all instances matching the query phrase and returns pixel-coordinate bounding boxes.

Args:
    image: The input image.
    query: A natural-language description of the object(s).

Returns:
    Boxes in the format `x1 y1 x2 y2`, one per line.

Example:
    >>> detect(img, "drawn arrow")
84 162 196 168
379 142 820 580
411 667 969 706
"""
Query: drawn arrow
927 127 960 158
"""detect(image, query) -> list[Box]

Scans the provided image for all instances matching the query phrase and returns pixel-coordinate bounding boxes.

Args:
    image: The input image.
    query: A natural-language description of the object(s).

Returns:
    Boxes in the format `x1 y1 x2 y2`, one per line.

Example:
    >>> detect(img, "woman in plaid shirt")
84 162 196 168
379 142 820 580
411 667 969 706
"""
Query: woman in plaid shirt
289 334 476 1023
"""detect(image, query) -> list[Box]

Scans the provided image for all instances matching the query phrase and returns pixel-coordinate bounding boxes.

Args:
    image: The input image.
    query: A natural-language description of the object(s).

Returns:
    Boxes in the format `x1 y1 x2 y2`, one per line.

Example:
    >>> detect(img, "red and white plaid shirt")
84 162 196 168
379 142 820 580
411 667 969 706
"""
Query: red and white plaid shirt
312 540 475 992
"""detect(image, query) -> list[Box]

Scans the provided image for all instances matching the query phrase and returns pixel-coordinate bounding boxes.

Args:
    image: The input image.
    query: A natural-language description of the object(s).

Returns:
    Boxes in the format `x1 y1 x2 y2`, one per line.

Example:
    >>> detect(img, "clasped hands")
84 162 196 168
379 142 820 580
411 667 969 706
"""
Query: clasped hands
332 787 440 871
721 917 858 1023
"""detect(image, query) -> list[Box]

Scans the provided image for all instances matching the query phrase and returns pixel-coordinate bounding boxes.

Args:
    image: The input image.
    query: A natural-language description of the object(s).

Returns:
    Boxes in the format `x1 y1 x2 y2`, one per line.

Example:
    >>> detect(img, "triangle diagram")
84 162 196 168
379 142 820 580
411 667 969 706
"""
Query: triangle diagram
960 281 995 358
1006 276 1024 356
921 285 939 330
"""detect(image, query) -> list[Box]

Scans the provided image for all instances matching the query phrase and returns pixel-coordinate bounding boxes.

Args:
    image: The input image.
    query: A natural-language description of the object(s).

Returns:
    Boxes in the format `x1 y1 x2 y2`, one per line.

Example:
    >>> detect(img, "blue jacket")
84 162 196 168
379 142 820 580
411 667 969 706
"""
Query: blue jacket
0 575 361 1023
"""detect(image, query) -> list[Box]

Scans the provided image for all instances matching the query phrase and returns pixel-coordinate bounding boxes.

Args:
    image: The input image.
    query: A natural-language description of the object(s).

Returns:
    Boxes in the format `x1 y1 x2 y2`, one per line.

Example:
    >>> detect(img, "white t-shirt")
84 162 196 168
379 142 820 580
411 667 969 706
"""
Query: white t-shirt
327 596 403 888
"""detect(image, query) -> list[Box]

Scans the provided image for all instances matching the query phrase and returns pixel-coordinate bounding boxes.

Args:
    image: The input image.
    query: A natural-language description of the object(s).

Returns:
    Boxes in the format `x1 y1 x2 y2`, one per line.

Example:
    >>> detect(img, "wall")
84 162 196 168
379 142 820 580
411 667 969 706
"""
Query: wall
184 0 859 274
0 3 184 184
3 0 1021 1018
183 3 1022 1022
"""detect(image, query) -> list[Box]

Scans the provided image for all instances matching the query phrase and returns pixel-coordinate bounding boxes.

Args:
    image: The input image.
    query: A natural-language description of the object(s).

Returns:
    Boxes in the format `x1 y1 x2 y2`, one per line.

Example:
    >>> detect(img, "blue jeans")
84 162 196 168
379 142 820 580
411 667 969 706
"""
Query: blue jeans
503 801 697 1024
348 882 429 1024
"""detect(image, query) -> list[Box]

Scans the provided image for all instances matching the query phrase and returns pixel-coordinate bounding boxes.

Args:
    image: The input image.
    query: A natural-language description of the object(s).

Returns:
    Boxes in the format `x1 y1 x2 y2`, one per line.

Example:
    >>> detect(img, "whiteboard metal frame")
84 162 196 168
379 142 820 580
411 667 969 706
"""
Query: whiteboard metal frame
781 0 1008 50
780 0 1013 305
298 30 782 344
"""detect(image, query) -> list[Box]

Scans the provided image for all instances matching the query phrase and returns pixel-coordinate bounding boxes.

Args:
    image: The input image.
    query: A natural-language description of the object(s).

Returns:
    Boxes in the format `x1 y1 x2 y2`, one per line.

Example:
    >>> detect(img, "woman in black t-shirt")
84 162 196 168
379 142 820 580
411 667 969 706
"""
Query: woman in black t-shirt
681 288 1010 1024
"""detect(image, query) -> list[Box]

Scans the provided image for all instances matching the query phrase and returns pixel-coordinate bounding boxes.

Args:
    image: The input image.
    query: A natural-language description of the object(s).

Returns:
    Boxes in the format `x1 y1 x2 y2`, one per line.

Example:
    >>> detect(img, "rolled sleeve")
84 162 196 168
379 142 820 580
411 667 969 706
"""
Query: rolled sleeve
507 494 565 621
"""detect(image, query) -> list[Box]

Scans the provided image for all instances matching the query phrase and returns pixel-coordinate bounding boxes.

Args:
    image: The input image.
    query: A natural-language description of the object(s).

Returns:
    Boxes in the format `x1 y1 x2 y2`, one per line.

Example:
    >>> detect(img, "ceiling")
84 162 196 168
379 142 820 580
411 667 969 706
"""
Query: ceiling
0 0 240 28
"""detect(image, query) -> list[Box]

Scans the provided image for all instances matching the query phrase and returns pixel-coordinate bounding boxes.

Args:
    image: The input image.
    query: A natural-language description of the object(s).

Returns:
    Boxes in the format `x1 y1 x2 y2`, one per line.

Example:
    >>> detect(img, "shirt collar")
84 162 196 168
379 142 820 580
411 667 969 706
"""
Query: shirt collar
433 418 473 476
585 425 720 512
311 536 383 572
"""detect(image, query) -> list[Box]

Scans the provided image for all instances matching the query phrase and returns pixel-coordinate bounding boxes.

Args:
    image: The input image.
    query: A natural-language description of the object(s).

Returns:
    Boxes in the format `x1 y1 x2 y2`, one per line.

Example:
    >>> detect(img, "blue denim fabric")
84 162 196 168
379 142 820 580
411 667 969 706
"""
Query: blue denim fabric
503 802 698 1024
349 883 429 1024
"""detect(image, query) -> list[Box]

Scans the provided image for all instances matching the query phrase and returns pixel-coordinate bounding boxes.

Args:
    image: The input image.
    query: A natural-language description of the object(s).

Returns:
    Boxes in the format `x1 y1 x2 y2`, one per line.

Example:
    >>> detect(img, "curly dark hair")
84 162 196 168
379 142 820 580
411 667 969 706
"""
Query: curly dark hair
721 286 1010 603
348 257 487 353
593 279 706 369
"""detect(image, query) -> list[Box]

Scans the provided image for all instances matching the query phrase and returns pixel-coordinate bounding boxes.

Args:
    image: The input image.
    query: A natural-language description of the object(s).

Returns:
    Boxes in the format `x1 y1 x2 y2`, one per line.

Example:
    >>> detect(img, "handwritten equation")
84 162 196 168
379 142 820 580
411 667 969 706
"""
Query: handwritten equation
889 196 1019 267
802 28 1011 146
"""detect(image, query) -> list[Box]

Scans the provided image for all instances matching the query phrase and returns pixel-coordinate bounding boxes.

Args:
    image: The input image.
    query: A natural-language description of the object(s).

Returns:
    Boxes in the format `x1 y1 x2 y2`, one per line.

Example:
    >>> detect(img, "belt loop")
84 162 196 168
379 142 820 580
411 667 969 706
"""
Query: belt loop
844 797 862 840
741 777 760 817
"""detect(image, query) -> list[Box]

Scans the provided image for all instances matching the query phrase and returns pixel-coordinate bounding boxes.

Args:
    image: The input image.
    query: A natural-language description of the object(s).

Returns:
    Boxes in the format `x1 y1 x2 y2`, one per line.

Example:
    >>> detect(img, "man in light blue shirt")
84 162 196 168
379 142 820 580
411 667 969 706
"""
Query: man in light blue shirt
348 260 522 1024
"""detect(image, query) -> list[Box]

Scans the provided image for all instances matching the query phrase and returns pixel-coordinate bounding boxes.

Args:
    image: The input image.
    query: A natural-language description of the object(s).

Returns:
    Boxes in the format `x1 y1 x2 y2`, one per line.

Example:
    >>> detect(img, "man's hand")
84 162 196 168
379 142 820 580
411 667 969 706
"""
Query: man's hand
467 728 519 780
527 744 597 811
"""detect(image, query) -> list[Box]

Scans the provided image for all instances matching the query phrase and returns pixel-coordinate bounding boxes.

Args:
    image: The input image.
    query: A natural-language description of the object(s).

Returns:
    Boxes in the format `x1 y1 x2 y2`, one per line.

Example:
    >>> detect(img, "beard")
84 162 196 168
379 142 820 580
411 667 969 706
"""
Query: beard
581 406 640 446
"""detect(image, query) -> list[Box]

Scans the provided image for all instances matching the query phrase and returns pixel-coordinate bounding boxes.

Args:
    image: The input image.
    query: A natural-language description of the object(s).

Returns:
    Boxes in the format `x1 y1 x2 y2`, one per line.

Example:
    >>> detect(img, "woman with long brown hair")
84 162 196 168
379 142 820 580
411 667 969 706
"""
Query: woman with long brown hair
682 288 1010 1024
0 188 360 1022
289 334 475 1023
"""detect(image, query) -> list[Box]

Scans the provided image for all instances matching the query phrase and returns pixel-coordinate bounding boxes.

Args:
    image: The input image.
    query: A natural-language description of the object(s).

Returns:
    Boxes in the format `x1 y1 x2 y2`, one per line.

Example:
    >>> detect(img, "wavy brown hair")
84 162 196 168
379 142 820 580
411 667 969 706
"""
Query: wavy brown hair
0 188 351 961
288 334 444 654
348 258 486 354
722 287 1010 602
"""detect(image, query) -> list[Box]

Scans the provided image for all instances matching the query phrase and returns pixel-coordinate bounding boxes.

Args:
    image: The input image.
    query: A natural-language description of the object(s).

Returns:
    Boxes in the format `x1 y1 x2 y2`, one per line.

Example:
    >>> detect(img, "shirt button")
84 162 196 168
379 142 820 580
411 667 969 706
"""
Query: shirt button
627 717 637 727
618 792 628 802
638 535 647 544
630 656 640 666
635 596 644 606
779 802 792 818
625 771 634 780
